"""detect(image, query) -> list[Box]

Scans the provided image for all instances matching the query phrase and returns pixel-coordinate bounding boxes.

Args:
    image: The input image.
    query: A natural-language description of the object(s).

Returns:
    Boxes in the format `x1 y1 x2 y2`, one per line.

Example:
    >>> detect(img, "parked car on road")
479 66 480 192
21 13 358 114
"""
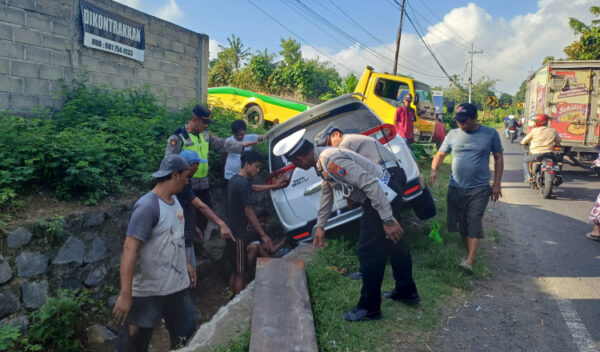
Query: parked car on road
264 93 435 242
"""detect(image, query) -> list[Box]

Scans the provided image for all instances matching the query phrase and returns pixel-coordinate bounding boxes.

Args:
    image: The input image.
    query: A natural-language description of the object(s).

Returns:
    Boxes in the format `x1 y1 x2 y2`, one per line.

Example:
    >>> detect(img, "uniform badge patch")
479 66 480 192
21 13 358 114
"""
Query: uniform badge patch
321 170 329 179
170 139 177 147
328 162 346 177
178 210 184 221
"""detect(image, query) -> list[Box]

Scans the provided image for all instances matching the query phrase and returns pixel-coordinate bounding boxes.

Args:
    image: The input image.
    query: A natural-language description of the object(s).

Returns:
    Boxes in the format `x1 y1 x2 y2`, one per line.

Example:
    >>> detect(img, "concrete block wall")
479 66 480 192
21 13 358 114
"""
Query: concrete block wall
0 0 209 115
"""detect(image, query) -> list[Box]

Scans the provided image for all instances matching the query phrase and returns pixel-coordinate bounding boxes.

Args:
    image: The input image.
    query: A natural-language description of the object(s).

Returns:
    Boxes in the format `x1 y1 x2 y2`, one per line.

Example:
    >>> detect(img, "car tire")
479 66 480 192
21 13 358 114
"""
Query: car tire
244 105 264 128
411 188 436 220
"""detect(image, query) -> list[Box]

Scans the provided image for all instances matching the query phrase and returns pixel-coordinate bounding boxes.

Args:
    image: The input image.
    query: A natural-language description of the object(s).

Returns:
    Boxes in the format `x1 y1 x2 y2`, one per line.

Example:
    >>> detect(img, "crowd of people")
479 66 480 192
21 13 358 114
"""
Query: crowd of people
112 105 286 351
110 95 598 350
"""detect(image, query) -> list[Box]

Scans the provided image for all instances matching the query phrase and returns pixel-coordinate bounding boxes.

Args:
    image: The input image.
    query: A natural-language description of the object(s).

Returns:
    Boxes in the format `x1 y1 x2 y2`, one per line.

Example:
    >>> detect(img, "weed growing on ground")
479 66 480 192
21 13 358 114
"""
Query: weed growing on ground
212 330 250 352
0 325 41 352
29 289 93 352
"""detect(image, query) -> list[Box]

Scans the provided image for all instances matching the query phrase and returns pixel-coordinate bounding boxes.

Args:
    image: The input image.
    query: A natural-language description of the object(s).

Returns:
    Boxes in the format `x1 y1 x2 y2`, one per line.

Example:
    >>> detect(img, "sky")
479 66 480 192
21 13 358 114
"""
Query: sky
114 0 597 95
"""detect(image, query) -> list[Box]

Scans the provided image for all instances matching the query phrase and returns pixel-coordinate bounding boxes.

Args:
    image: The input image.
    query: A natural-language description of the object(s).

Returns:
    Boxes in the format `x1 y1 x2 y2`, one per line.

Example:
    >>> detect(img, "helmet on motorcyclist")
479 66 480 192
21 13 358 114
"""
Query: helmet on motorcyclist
532 114 549 127
508 115 515 120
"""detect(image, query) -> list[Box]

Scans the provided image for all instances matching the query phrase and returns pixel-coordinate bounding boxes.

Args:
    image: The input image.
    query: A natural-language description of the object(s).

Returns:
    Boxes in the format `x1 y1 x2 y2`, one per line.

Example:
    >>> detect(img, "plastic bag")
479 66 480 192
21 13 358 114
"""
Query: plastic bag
428 220 443 244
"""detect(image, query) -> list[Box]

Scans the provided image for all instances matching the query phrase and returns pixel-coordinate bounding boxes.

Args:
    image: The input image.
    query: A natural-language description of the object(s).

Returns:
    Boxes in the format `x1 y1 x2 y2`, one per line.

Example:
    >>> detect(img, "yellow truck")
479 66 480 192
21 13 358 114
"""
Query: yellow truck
207 86 311 127
354 66 437 142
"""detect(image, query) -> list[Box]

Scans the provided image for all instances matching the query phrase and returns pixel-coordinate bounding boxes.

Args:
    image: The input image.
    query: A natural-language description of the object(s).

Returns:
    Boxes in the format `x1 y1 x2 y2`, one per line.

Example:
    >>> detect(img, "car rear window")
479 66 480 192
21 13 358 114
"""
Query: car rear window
270 102 381 171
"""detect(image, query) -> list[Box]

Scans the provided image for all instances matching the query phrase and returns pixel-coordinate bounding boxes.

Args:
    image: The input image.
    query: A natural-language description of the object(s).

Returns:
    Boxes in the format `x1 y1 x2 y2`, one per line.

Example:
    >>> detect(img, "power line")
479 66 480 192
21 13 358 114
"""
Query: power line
246 0 354 72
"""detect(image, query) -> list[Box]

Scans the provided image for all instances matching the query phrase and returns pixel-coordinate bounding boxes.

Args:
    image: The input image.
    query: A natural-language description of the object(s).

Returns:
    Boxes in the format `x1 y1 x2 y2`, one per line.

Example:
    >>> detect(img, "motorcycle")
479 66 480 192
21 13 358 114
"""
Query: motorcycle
508 126 517 143
525 146 564 199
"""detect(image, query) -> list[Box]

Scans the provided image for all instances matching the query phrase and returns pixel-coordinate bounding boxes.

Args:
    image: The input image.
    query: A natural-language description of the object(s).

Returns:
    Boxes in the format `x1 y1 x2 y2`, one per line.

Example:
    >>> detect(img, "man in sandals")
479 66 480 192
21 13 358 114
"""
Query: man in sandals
429 103 504 274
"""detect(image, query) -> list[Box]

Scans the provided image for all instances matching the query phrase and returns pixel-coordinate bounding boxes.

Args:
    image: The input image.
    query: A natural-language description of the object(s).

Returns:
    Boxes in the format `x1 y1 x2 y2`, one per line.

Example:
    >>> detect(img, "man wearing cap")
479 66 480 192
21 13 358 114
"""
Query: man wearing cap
113 154 197 351
429 103 504 274
274 130 419 322
394 93 416 149
165 104 257 236
177 150 234 270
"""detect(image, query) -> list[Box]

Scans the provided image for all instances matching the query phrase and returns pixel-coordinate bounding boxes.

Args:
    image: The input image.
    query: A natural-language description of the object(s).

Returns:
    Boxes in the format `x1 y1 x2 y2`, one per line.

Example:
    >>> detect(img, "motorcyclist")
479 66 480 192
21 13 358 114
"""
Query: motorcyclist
504 115 518 138
520 114 562 182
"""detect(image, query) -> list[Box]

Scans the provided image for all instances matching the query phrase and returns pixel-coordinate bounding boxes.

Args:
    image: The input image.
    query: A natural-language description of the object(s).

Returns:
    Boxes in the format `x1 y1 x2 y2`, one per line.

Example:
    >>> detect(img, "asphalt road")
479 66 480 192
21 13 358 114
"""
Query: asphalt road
433 132 600 352
497 134 600 350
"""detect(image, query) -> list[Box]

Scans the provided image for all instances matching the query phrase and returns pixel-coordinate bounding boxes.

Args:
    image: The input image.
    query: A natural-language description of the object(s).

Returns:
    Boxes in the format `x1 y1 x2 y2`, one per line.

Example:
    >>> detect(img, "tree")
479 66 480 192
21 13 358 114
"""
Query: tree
515 80 527 102
498 93 514 107
208 50 234 87
542 56 554 65
280 37 302 65
564 6 600 60
320 73 358 100
219 34 251 70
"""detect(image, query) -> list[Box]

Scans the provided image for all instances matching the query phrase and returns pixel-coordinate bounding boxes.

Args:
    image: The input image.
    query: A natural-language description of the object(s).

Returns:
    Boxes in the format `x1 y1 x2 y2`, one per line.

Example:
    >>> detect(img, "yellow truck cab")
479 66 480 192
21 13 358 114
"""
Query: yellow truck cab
354 66 436 142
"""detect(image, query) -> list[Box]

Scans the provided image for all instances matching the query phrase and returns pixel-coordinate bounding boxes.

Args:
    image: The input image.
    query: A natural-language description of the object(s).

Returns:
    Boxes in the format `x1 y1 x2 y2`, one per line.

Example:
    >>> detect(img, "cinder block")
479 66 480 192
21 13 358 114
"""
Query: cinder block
156 36 172 50
143 59 160 71
0 58 9 75
135 68 152 81
39 96 63 110
159 61 173 73
91 73 111 86
35 0 64 17
0 92 9 110
26 12 52 32
97 61 118 75
39 65 64 80
24 78 49 95
0 76 23 93
0 40 25 59
165 51 178 62
7 0 35 11
0 6 26 25
41 35 67 51
51 20 70 37
49 80 66 94
172 41 185 54
79 55 99 71
51 51 70 67
150 70 164 82
25 46 51 62
11 60 38 78
184 45 197 56
145 35 157 46
117 64 135 78
0 23 14 41
164 74 177 85
149 47 165 60
14 28 41 46
10 94 39 112
111 76 130 89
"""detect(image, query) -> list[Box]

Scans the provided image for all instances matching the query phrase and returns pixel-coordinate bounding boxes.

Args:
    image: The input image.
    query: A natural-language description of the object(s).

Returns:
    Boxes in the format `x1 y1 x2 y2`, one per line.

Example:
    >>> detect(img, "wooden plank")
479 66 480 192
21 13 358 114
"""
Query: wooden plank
249 257 318 352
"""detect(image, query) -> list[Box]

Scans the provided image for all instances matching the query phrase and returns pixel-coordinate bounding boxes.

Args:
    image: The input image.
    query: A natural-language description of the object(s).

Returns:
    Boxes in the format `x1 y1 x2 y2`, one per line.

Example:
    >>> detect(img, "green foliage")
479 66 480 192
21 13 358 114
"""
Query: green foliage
29 289 93 352
0 83 197 208
279 37 302 65
320 73 359 101
443 76 497 111
0 325 42 352
219 34 252 70
564 6 600 60
515 80 527 103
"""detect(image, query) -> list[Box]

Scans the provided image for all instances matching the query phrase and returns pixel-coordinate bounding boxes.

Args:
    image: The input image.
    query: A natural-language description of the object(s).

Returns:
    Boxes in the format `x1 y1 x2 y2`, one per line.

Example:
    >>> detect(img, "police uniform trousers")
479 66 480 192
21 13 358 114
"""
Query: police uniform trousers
357 168 417 313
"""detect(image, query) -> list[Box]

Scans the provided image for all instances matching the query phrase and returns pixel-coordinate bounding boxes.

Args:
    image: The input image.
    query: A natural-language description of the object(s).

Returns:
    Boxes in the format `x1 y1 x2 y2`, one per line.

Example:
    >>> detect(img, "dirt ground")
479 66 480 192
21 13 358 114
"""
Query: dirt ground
429 207 575 352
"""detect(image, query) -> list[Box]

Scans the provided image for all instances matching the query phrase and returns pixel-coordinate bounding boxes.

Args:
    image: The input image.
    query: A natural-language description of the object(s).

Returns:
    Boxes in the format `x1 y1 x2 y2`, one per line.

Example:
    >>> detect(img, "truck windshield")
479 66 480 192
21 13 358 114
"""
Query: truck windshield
270 102 381 171
414 82 434 104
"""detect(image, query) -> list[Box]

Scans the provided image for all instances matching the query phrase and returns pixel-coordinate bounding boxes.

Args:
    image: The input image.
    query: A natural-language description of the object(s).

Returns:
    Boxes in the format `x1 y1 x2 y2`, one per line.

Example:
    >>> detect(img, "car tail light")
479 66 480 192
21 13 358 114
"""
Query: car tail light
553 146 561 151
292 232 310 240
362 123 396 144
510 127 515 131
403 185 420 196
267 163 295 187
547 160 554 166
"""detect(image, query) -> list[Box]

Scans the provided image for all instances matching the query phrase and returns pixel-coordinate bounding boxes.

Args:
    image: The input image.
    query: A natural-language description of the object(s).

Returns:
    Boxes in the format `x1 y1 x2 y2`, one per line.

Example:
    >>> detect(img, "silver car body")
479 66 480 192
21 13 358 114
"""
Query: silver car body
264 94 426 239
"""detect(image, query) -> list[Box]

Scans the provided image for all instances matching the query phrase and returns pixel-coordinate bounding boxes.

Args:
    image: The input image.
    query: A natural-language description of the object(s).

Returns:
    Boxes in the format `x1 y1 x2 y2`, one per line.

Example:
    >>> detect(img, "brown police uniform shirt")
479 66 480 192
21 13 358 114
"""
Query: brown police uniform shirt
337 134 396 166
315 147 393 228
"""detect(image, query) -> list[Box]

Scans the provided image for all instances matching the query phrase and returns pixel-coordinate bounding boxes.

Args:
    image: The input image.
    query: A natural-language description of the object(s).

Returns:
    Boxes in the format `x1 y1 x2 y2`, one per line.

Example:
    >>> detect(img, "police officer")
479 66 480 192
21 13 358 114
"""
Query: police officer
165 104 257 235
314 123 410 287
274 129 419 322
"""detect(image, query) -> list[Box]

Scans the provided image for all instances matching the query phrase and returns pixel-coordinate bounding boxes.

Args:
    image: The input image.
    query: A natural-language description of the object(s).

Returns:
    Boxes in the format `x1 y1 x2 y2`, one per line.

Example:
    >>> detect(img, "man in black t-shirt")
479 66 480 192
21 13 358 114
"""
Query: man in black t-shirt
227 150 286 295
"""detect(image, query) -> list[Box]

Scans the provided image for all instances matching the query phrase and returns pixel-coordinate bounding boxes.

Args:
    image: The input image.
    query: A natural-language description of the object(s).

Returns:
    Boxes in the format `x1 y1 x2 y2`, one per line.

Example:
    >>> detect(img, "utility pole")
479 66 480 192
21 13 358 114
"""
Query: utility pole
468 42 483 103
392 0 406 75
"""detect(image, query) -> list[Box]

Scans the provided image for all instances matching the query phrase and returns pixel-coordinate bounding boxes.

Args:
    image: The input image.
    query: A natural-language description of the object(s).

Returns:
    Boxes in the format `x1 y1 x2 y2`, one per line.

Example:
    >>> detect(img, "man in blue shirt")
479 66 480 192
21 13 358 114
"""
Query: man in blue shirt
429 103 504 273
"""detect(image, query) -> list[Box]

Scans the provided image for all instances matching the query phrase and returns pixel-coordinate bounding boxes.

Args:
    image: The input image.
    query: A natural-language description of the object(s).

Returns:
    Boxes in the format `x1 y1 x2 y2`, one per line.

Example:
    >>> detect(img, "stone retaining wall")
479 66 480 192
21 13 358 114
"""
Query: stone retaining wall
0 0 209 114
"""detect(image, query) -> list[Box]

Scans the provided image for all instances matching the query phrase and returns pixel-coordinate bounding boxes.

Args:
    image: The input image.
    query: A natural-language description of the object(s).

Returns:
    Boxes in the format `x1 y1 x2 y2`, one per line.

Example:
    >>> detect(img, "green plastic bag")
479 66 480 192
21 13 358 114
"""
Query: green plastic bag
428 220 443 244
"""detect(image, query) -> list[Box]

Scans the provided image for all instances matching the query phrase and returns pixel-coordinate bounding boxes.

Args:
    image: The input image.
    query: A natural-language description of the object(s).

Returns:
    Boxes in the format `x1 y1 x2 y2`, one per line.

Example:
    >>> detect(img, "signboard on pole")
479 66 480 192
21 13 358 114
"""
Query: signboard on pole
432 90 443 115
80 0 145 62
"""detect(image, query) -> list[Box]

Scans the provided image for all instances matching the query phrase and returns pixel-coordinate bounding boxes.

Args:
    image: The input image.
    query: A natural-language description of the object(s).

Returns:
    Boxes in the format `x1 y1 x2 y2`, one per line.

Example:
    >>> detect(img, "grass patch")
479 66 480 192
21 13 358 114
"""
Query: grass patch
213 157 496 351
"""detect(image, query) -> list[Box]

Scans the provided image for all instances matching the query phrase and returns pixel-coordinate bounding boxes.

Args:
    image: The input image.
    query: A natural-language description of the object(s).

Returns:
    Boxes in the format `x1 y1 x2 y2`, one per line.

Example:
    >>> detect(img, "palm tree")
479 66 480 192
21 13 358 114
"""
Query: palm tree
218 34 251 71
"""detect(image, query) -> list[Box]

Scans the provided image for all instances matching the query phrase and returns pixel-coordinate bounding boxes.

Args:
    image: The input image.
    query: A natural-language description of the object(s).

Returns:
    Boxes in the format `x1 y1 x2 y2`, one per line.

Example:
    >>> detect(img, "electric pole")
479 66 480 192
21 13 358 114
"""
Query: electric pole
392 0 406 75
468 42 483 103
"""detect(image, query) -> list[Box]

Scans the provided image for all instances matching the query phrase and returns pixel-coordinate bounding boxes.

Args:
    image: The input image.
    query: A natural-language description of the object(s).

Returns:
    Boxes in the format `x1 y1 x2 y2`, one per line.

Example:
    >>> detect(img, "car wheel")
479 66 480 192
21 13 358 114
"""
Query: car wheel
411 188 436 220
244 105 264 128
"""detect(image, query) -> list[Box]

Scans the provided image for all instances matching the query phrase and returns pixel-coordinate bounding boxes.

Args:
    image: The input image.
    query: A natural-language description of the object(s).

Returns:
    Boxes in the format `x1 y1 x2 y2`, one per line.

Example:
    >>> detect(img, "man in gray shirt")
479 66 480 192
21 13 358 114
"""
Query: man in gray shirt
113 155 197 351
429 103 503 273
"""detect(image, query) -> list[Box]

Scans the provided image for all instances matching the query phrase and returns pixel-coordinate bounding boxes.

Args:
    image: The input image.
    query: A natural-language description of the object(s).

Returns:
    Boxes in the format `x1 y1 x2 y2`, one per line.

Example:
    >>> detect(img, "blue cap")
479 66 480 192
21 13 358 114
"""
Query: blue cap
179 150 207 164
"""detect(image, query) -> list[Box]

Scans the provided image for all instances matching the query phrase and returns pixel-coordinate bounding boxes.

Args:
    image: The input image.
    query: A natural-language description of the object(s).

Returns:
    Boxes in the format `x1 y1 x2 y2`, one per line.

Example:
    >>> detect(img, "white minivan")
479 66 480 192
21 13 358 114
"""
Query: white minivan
264 94 435 242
